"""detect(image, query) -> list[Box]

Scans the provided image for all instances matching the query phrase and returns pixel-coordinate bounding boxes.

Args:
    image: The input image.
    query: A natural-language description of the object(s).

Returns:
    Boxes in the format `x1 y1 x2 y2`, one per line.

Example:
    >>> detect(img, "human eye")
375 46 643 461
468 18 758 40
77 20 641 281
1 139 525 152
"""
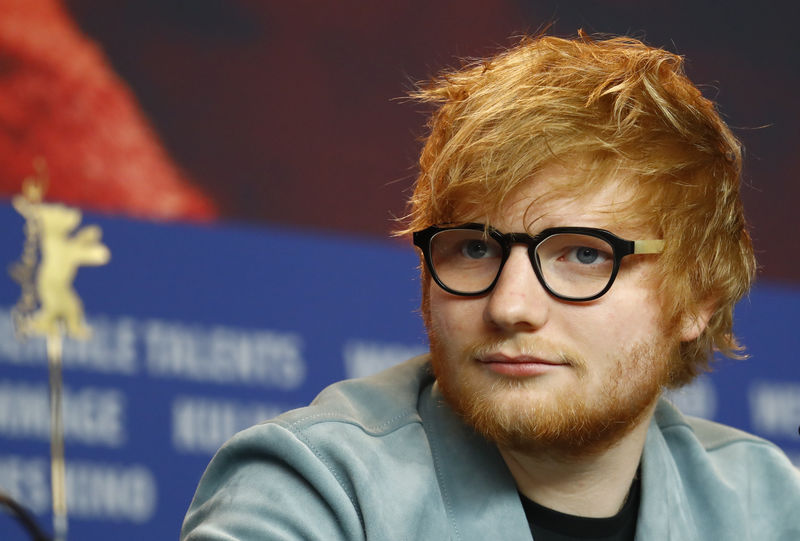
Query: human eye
537 234 614 269
459 238 498 260
563 245 612 265
431 229 502 269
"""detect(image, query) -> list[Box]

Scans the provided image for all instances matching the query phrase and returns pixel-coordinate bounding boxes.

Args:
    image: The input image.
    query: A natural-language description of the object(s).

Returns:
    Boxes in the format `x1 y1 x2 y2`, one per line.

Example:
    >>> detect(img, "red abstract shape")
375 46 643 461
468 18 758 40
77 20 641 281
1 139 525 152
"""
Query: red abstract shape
0 0 217 221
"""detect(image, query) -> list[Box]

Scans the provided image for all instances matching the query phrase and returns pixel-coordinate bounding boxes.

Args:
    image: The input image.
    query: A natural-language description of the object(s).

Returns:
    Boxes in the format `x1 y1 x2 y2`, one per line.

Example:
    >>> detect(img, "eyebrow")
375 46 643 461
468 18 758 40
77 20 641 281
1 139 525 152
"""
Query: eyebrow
532 219 657 240
489 221 623 236
483 223 665 250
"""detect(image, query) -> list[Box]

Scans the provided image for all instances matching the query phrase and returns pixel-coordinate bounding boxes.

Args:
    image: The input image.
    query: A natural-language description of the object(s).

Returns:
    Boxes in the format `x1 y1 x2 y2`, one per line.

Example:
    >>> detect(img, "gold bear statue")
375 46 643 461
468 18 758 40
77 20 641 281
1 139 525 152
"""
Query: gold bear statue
12 196 111 339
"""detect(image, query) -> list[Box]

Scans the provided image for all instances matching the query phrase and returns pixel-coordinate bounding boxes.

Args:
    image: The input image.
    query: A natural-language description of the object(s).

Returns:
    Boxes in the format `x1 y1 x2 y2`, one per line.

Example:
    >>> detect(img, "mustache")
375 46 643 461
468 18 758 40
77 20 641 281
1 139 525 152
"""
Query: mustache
467 337 586 369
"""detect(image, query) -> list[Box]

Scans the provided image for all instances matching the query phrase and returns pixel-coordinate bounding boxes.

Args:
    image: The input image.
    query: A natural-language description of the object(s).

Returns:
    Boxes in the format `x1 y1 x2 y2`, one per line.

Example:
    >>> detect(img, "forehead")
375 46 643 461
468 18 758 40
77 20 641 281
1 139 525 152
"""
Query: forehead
476 164 646 235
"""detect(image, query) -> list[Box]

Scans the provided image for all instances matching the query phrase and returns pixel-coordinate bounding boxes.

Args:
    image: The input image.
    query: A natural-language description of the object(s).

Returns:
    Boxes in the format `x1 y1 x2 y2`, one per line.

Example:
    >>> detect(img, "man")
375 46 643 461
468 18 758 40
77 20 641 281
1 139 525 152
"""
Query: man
182 33 800 540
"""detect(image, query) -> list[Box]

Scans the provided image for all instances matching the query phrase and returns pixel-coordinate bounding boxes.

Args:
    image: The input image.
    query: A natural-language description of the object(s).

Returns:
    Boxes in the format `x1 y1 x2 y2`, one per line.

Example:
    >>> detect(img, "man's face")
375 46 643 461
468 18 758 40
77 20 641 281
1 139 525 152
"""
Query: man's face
424 165 680 456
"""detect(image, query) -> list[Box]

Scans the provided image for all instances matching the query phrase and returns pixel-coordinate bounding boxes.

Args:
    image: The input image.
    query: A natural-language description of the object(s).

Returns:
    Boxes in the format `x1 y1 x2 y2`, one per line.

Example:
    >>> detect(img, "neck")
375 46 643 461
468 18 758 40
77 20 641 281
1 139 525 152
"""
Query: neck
499 402 655 518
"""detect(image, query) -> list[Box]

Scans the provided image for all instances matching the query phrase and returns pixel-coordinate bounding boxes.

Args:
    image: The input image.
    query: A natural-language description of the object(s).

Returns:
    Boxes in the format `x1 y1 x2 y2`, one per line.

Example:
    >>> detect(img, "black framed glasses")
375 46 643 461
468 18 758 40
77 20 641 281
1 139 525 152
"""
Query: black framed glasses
413 223 664 301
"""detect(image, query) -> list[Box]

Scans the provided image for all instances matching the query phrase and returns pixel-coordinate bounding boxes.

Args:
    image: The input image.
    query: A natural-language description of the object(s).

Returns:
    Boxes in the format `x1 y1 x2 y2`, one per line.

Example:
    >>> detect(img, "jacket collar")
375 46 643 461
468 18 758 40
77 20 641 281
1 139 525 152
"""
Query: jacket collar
420 379 732 541
419 380 535 540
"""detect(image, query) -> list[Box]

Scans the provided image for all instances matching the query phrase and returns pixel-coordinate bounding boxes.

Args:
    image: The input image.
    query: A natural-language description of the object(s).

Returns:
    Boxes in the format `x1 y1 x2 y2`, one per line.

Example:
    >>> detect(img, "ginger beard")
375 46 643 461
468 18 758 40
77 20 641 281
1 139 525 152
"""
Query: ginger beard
425 300 680 457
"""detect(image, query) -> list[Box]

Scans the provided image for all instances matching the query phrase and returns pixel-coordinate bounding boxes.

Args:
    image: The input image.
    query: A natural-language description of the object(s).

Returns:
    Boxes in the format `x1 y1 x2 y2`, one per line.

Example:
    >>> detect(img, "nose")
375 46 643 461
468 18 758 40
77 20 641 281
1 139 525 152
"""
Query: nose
484 245 550 332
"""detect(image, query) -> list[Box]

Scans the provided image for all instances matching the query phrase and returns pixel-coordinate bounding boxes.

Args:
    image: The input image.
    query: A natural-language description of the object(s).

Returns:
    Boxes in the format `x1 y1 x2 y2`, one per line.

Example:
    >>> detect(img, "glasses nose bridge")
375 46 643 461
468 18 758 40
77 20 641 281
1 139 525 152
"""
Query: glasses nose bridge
503 232 544 260
499 232 546 283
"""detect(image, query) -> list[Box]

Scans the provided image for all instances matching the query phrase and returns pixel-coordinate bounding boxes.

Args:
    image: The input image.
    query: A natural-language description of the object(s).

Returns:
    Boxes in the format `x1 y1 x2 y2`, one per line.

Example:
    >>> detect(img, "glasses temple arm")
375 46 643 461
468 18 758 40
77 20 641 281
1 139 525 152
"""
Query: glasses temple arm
633 239 665 254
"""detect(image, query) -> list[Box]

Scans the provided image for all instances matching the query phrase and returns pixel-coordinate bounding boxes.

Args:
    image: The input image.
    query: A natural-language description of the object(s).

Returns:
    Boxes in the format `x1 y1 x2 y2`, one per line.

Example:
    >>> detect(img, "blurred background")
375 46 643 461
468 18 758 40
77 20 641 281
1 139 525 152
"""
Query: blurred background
0 1 798 539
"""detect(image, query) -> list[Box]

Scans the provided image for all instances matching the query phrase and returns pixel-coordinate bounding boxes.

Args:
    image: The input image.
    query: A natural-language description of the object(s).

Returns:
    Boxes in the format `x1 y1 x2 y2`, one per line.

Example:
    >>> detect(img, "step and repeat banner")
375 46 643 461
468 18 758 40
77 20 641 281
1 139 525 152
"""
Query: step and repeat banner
0 202 798 539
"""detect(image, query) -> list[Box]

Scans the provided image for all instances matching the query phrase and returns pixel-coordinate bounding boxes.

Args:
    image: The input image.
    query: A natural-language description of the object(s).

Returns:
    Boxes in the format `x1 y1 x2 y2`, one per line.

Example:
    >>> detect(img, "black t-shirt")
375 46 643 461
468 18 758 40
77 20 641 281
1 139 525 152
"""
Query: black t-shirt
520 478 640 541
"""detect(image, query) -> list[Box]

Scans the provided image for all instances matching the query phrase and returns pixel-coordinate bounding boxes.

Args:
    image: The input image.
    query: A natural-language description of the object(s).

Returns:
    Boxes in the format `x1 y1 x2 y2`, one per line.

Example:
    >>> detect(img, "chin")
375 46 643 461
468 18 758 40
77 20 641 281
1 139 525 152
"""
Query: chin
430 341 670 457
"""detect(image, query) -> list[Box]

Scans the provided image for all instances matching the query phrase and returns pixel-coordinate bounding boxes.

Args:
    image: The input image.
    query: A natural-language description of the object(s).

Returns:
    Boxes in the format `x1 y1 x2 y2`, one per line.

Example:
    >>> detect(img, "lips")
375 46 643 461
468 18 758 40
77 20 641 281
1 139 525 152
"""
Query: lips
477 352 568 377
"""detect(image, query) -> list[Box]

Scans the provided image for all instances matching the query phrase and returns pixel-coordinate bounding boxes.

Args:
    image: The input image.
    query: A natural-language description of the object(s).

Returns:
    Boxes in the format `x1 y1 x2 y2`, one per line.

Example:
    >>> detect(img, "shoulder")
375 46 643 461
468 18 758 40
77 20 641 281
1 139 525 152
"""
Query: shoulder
637 400 800 539
219 354 438 483
653 397 792 462
181 355 443 540
274 354 435 435
653 398 800 524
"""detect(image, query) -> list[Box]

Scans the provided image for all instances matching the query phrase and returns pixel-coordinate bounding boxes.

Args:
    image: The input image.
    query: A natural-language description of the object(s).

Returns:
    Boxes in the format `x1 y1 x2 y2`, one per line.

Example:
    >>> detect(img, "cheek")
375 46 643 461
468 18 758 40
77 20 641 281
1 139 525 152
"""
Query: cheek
562 312 623 361
562 289 664 356
428 288 485 345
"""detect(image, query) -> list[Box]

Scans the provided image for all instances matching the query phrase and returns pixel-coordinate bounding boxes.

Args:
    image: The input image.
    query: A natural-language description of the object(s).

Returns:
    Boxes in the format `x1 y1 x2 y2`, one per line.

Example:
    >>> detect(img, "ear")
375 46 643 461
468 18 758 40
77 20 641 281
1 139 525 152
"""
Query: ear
679 300 716 342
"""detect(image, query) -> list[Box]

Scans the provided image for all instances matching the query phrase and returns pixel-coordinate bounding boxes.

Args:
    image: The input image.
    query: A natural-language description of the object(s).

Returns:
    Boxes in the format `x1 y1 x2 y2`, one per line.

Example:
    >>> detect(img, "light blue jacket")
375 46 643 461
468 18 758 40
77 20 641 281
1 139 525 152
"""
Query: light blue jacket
181 356 800 540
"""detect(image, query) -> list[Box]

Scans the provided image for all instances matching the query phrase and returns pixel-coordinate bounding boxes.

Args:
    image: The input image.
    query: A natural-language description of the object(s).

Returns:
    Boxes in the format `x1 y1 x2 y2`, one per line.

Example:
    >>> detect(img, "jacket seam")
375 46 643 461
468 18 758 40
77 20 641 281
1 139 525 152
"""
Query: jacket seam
294 429 367 536
282 408 422 436
659 422 777 453
288 413 426 538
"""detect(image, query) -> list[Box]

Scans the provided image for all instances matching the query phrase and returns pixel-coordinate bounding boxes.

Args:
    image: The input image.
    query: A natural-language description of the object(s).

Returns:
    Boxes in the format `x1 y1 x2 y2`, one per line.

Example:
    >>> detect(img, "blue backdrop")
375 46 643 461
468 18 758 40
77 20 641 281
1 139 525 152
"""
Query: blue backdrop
0 203 798 539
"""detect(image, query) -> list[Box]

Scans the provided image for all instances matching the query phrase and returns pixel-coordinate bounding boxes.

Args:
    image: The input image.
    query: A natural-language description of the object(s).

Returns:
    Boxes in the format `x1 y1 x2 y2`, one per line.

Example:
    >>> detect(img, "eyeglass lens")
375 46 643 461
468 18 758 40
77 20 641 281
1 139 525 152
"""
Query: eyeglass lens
429 229 616 298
